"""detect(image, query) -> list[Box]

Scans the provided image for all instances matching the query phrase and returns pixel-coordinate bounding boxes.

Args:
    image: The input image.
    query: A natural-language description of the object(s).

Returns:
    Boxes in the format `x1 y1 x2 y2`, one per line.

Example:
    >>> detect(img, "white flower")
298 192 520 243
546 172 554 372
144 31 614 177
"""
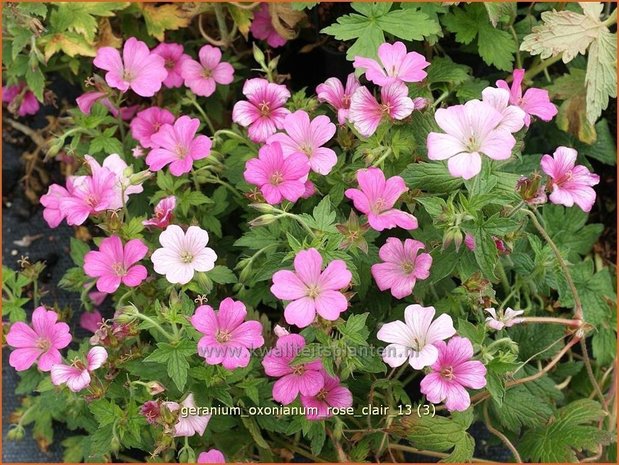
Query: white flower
484 307 524 330
151 225 217 285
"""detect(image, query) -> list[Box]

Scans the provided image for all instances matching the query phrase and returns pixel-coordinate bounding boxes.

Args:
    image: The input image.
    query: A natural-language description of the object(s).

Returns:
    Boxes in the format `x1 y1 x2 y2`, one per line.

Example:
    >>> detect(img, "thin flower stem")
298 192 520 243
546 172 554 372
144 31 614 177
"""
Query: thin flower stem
202 174 245 201
522 209 583 320
133 312 176 342
388 444 496 463
580 338 608 410
522 55 562 81
520 316 583 327
510 26 523 69
190 99 216 135
371 147 392 167
483 403 523 463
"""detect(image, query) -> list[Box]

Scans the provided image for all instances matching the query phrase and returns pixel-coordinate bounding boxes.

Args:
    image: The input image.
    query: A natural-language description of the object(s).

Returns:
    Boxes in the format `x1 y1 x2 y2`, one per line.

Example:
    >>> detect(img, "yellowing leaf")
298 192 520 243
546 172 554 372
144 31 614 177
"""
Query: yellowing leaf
41 32 96 62
49 3 129 42
585 29 617 124
520 3 605 63
228 4 253 40
269 3 306 40
95 18 122 49
140 4 193 41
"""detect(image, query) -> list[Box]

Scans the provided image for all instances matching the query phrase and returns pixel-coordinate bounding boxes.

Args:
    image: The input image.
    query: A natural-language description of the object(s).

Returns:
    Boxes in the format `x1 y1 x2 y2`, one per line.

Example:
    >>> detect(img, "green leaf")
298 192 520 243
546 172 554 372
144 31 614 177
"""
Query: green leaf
520 400 615 462
490 385 553 433
472 229 498 280
25 65 44 102
426 56 471 86
144 340 195 391
50 3 129 42
207 265 238 284
70 238 90 266
401 162 464 193
338 313 370 346
585 29 617 124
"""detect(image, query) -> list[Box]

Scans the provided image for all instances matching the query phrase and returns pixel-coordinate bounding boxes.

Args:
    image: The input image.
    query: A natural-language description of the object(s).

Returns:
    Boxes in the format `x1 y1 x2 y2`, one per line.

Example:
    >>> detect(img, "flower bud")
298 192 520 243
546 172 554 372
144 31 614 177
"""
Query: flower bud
249 214 278 227
147 381 166 395
114 304 138 324
250 203 276 213
252 43 266 67
7 425 25 441
129 169 153 186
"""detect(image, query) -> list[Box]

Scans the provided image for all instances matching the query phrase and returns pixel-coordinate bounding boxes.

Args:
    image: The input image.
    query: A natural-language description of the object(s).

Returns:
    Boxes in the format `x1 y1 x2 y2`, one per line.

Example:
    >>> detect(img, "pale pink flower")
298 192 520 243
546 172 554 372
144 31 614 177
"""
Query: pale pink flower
59 170 118 226
540 146 600 212
349 82 414 137
427 100 516 180
76 91 137 120
93 37 167 97
130 107 175 149
6 306 71 372
271 248 352 328
40 184 71 228
273 325 290 338
481 87 526 133
3 82 40 116
80 310 104 333
243 142 310 204
251 4 286 48
262 334 324 405
267 110 337 175
191 298 264 370
181 45 234 97
316 73 361 124
345 167 417 231
85 153 144 209
353 41 429 86
132 146 144 158
164 393 211 437
302 180 316 199
232 78 290 142
496 69 558 126
198 450 225 463
84 236 148 293
146 116 212 176
371 238 432 299
300 371 353 420
143 195 176 229
151 225 217 285
152 42 190 88
377 304 455 369
484 307 524 331
420 336 487 412
50 346 108 392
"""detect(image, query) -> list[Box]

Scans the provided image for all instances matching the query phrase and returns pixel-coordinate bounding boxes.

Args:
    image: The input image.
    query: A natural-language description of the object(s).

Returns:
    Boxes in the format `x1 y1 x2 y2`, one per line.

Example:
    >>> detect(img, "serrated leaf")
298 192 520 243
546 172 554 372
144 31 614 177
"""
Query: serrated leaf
139 3 193 41
50 3 129 42
585 29 617 124
400 162 464 193
41 32 96 61
490 385 553 433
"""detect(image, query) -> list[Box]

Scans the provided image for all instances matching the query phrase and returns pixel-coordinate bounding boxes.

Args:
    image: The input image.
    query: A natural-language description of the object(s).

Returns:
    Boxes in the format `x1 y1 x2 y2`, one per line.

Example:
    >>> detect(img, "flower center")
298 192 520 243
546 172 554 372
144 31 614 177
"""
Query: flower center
301 143 313 156
342 94 351 109
175 144 189 159
270 171 284 186
36 337 51 351
152 121 162 132
165 59 175 70
292 365 306 376
122 69 135 82
180 250 194 264
71 358 87 370
202 67 213 78
306 284 321 299
440 366 455 380
373 197 386 212
86 194 99 208
555 170 573 186
216 330 232 343
380 103 392 116
401 261 414 274
112 262 127 277
258 101 271 116
316 388 328 401
466 134 480 152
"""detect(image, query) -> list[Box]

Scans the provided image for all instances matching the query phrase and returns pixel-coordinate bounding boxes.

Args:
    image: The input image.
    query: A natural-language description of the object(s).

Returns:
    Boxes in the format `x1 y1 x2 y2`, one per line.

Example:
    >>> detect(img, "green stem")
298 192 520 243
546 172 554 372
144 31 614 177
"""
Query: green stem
190 99 216 135
510 26 523 69
213 3 230 47
371 147 392 167
134 312 176 342
524 55 562 81
496 260 511 295
203 174 245 201
522 209 583 320
214 129 252 146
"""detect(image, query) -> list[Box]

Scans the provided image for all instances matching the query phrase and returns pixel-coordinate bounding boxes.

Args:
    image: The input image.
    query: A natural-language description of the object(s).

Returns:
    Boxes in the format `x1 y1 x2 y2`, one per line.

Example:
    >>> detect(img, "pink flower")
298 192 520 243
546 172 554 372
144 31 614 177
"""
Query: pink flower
243 142 310 204
345 167 417 231
164 393 211 437
76 91 137 120
40 184 71 228
251 4 287 48
151 225 217 285
267 110 337 175
93 37 167 97
427 100 516 180
60 171 118 226
262 334 324 405
371 238 432 299
420 336 487 412
191 297 264 370
464 233 476 251
273 325 290 338
2 82 40 116
484 307 524 331
181 45 234 97
152 43 190 88
89 291 108 307
130 107 175 149
83 236 148 293
80 310 104 333
496 69 558 126
349 82 414 137
353 41 429 86
377 304 455 369
146 116 212 176
143 195 176 229
271 248 352 328
232 78 290 142
481 87 526 133
300 371 353 420
540 146 600 212
85 154 144 209
198 449 225 463
316 73 360 124
50 346 108 392
140 400 162 425
6 306 71 372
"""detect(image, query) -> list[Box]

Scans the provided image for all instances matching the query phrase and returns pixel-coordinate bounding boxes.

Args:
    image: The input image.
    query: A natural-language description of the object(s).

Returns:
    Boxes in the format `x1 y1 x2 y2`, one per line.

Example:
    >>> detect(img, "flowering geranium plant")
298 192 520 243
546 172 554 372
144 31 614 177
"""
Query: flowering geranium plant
2 2 617 463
